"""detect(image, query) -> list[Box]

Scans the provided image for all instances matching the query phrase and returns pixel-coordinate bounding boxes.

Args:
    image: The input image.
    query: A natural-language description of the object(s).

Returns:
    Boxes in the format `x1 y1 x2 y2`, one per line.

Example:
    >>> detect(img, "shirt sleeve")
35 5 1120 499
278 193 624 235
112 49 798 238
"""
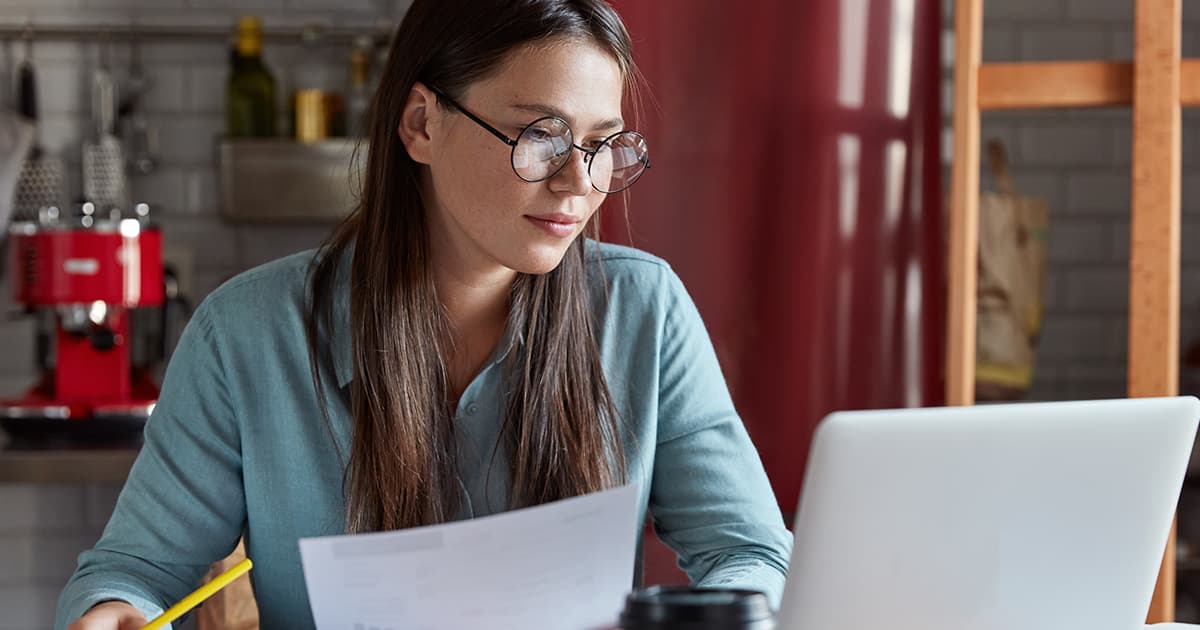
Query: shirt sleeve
55 301 248 630
648 269 794 609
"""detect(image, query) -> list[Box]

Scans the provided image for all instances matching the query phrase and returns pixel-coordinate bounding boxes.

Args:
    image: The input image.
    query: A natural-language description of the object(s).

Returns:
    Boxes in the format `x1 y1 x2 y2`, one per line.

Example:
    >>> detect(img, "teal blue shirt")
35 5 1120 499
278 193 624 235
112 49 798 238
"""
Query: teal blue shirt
55 242 792 629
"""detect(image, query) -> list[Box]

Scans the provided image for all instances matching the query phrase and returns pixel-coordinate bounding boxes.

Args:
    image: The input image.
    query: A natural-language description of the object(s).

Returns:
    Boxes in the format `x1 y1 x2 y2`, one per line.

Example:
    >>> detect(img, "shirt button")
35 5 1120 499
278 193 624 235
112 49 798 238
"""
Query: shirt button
466 403 479 416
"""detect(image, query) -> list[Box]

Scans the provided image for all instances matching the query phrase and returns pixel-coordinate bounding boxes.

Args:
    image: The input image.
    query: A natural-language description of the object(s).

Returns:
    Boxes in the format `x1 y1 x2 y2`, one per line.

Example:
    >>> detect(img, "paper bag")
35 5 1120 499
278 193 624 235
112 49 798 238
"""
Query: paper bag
975 140 1049 401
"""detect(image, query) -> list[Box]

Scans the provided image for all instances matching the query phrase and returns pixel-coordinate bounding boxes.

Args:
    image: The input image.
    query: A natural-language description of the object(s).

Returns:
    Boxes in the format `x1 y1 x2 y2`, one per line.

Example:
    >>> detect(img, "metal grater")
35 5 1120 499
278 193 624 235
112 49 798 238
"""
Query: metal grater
82 50 127 210
11 48 64 221
83 137 126 209
13 153 65 221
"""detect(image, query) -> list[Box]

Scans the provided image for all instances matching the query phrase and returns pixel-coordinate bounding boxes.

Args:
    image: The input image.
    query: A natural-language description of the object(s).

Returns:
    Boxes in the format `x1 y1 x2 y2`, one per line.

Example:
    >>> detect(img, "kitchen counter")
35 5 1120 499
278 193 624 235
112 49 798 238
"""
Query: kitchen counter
0 438 139 483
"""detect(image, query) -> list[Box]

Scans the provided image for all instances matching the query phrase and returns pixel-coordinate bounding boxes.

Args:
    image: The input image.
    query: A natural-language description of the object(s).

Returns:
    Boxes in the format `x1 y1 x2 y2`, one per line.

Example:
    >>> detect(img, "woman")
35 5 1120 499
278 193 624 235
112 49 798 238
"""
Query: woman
59 1 791 628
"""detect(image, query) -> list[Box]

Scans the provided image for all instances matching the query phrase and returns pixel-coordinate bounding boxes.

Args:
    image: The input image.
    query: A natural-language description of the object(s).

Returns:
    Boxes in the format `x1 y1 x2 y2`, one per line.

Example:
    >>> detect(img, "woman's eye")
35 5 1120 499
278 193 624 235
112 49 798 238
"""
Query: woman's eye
526 128 554 141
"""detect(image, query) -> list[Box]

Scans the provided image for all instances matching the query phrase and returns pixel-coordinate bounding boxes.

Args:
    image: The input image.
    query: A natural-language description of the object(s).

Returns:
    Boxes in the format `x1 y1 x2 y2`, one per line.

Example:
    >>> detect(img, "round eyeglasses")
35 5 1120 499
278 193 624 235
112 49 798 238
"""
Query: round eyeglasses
429 86 651 194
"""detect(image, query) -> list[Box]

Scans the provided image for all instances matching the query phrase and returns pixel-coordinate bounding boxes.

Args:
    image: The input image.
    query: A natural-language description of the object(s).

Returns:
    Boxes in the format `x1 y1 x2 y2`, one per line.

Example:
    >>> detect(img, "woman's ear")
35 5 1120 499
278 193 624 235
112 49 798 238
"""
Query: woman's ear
399 82 438 164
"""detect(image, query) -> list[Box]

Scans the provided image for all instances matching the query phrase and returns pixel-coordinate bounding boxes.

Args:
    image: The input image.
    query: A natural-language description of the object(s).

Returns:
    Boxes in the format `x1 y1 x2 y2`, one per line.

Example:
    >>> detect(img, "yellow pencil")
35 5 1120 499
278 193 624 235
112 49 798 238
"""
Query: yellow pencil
139 558 253 630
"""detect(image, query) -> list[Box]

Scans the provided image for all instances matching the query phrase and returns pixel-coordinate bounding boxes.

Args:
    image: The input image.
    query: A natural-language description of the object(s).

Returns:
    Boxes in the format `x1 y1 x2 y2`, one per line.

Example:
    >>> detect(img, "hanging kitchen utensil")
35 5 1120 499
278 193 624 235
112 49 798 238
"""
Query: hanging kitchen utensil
0 110 32 278
120 39 157 176
0 112 33 279
0 113 34 230
83 40 128 209
13 32 66 221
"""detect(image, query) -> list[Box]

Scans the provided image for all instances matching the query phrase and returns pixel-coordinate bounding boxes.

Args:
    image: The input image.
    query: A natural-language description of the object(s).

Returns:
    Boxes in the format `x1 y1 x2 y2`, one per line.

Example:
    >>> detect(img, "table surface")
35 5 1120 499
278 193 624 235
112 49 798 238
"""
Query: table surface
0 437 139 483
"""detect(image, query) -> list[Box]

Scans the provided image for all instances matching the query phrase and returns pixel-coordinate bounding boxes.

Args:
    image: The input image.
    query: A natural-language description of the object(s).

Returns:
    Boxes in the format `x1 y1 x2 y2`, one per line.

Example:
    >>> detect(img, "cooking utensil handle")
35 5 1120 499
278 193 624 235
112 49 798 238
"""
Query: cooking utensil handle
18 61 36 122
93 65 116 137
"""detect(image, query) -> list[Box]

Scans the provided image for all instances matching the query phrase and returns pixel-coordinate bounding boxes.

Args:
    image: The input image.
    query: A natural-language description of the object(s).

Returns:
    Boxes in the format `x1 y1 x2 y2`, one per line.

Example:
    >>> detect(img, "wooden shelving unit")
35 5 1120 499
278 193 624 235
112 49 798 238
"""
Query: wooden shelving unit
949 0 1184 621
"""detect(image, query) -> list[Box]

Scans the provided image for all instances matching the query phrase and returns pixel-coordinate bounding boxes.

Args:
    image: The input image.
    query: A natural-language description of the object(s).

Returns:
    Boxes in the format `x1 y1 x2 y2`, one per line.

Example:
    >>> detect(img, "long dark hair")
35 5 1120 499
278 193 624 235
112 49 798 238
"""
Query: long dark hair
305 0 637 533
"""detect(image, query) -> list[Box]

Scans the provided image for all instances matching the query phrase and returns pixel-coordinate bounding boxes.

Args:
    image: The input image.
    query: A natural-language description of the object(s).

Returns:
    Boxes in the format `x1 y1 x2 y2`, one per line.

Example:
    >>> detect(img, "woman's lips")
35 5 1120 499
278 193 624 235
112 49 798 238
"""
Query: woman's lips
524 214 581 238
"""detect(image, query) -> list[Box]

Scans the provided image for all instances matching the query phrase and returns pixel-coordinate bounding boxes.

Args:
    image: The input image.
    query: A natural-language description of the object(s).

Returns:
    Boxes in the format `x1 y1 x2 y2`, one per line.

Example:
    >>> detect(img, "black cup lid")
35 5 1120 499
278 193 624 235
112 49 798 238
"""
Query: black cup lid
619 585 773 627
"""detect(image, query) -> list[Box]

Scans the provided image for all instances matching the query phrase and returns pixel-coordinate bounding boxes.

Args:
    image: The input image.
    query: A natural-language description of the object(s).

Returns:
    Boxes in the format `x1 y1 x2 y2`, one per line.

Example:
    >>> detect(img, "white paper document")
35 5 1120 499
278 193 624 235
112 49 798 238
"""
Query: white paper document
298 484 641 630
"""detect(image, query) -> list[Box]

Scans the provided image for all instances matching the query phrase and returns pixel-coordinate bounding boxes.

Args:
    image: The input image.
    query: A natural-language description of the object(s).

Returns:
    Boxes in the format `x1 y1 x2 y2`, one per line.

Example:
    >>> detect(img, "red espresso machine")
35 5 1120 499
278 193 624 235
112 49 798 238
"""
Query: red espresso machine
1 202 164 443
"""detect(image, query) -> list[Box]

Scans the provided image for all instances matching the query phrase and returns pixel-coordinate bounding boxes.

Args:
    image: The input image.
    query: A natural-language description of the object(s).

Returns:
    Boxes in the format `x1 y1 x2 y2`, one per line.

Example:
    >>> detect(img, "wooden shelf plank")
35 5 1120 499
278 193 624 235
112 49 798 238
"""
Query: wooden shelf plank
978 60 1200 110
1180 59 1200 105
979 61 1132 109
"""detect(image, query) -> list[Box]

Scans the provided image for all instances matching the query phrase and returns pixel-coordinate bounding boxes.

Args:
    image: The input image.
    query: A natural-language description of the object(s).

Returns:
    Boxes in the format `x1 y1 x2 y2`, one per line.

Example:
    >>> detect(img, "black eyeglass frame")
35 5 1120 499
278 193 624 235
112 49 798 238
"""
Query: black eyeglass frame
427 85 651 194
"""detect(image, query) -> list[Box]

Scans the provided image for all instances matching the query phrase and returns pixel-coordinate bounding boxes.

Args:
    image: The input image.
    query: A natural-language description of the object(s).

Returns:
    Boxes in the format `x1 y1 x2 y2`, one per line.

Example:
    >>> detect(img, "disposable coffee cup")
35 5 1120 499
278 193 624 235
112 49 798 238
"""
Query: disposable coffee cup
617 585 775 630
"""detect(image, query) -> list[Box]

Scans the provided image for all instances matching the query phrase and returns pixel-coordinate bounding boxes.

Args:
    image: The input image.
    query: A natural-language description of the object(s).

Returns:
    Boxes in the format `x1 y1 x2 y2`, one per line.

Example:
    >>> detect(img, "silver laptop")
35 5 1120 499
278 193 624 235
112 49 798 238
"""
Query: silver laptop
776 396 1200 630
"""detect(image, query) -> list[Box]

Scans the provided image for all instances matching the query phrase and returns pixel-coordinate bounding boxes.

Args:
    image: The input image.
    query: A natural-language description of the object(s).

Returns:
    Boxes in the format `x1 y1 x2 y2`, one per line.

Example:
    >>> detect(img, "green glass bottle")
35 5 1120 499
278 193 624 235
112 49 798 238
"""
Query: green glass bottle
226 16 277 138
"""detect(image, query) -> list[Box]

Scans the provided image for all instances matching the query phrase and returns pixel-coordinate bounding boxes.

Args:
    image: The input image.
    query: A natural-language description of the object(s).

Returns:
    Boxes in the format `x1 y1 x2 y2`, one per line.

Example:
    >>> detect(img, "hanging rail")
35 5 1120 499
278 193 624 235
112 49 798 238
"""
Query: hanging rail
0 23 390 45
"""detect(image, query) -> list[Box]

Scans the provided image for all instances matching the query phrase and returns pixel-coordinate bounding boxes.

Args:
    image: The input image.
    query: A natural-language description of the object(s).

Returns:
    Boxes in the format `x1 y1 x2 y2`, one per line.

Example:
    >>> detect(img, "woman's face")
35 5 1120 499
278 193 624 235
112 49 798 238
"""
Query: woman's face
414 39 625 277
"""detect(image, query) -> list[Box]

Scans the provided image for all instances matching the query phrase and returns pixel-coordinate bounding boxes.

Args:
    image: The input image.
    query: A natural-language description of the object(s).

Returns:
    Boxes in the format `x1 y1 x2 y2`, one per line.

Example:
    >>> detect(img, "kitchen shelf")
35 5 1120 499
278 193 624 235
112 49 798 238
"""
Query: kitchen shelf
0 439 139 484
219 138 364 222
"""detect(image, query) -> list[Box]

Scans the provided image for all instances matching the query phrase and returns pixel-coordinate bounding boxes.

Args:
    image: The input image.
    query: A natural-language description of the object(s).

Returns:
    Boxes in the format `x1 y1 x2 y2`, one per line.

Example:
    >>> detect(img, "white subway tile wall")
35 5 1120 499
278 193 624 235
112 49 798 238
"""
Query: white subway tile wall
0 2 407 629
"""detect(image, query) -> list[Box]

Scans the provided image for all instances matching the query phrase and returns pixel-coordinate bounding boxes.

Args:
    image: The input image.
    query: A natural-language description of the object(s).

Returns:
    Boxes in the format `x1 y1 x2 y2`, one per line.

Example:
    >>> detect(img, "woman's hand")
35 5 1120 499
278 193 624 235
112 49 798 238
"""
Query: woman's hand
67 600 148 630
